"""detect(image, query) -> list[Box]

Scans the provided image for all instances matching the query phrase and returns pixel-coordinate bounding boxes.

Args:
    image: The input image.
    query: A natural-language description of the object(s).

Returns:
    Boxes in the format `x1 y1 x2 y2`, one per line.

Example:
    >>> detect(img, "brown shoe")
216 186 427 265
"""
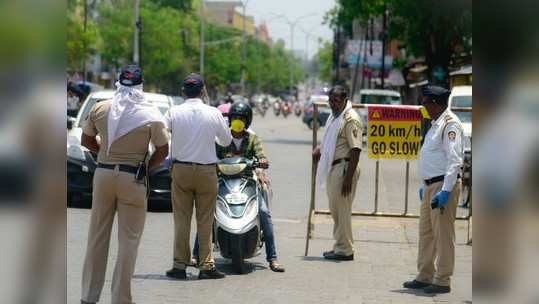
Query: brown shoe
269 260 285 272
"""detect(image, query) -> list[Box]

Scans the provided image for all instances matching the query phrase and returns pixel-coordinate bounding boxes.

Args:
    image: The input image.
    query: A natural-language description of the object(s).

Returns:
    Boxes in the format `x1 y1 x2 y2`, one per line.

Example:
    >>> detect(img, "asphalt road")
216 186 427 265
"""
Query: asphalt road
67 110 472 304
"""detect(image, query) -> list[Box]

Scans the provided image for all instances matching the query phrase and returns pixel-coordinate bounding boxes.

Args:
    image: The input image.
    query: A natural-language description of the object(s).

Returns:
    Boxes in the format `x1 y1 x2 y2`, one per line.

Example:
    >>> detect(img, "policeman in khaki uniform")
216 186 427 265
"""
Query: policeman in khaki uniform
403 85 464 294
313 85 363 261
80 65 169 304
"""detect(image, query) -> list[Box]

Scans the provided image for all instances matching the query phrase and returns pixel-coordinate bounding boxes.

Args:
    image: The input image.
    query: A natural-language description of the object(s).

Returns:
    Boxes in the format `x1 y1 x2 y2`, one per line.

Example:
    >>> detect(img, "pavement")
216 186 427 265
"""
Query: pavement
67 110 472 304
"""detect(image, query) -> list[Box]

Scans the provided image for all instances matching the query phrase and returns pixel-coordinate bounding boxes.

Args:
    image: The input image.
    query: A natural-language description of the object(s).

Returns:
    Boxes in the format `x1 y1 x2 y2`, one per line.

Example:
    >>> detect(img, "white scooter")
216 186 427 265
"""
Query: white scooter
213 157 265 273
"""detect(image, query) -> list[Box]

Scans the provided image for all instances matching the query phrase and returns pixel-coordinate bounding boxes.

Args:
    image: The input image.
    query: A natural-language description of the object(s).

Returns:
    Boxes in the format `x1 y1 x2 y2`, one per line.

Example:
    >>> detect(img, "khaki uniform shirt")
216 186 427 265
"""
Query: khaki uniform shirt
82 100 169 166
333 109 363 161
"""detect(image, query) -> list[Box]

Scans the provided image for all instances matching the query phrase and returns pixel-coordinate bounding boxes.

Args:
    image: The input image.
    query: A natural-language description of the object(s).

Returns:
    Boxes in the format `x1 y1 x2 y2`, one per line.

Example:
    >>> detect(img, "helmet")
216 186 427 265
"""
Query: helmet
119 64 143 86
228 101 253 129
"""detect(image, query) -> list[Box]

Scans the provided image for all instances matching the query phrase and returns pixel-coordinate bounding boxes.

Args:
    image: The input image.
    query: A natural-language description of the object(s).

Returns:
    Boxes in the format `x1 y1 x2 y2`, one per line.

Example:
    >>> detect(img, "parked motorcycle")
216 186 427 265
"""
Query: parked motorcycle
213 157 265 274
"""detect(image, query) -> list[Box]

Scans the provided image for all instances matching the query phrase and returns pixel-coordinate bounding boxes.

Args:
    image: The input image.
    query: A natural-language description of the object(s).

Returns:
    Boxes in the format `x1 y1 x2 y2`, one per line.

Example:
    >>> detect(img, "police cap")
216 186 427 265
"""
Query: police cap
119 64 143 86
421 85 450 103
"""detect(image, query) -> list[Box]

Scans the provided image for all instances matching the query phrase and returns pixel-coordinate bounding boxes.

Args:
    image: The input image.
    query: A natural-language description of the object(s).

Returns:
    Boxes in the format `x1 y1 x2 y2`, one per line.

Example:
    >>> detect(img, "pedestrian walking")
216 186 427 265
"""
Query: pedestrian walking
403 85 464 294
166 73 232 280
80 64 169 304
312 85 363 261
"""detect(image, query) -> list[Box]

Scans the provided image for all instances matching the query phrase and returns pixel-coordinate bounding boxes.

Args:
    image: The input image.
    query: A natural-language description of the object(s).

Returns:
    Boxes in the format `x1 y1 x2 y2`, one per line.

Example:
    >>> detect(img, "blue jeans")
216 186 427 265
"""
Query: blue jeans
193 189 277 262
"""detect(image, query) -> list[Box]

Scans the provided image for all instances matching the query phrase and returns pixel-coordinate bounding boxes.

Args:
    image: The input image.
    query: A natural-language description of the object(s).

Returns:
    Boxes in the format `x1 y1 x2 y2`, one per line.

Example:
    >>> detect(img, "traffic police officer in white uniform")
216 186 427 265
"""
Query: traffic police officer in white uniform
403 85 464 294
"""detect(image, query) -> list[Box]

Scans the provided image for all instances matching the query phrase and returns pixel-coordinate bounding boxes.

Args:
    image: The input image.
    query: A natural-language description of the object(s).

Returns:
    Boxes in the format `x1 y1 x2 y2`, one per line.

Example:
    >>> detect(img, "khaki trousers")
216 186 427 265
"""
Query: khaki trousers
81 167 147 304
171 164 218 271
416 180 461 287
326 162 360 256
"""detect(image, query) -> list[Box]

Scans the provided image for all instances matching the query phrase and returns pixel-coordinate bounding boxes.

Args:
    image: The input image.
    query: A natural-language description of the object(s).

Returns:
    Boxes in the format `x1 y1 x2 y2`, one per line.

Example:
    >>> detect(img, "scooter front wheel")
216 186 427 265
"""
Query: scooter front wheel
231 236 248 274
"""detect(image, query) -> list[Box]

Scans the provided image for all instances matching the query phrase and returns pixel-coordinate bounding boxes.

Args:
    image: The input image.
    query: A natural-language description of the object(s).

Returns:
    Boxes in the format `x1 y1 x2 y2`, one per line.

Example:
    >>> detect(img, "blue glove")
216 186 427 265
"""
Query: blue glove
419 187 424 201
431 191 451 209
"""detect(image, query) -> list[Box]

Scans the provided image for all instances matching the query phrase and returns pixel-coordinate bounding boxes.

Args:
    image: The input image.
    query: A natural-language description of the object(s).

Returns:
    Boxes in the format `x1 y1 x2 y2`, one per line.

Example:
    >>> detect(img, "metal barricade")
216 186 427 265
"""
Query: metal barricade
304 102 472 255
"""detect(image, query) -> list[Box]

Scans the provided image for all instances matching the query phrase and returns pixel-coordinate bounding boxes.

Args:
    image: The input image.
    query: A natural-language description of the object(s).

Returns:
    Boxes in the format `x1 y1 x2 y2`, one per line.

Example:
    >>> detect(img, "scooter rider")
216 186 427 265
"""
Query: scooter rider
193 101 285 272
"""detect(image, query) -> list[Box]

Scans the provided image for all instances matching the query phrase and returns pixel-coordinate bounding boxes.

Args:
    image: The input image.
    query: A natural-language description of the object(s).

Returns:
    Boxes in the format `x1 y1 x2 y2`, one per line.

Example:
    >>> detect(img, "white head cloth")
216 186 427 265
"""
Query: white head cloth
106 81 167 155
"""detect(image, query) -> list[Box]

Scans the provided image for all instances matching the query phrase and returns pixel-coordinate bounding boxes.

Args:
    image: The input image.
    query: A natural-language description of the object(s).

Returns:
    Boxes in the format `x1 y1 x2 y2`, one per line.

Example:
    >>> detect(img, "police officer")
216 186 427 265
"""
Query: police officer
403 85 464 294
312 85 363 261
166 73 232 280
80 65 169 304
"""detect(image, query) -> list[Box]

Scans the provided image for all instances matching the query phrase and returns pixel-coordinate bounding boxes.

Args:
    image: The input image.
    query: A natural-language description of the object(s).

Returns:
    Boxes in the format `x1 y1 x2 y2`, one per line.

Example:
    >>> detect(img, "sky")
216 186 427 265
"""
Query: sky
209 0 336 59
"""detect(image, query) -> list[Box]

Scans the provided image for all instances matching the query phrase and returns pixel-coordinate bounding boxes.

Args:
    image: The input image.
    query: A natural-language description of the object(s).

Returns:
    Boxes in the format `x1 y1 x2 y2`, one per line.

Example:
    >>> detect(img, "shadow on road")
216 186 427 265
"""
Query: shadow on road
299 256 350 263
390 289 435 298
214 258 267 275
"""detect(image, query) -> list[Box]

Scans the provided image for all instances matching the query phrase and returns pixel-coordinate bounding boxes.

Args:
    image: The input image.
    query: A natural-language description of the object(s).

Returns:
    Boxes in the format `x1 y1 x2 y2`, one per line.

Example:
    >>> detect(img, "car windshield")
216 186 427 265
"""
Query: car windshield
451 95 472 123
360 94 401 105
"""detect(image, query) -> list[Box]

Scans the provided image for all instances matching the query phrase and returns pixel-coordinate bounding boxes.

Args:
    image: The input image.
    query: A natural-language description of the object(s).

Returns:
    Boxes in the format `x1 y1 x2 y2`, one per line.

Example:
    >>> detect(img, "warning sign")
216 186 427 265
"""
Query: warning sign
368 105 423 159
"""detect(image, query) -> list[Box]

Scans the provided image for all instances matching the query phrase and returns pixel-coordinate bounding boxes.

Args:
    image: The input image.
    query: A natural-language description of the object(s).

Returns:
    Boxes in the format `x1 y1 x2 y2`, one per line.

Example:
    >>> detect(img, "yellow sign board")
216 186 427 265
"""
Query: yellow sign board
367 105 423 159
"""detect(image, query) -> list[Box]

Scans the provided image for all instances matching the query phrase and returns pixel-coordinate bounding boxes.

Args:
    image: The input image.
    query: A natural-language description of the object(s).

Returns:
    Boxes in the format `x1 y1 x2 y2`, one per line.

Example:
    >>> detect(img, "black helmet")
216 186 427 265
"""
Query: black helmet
229 101 253 128
119 64 143 86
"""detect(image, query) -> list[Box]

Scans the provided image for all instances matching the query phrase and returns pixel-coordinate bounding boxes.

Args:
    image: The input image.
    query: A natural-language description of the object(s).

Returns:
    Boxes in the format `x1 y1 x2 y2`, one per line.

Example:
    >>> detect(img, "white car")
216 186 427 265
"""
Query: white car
67 90 174 210
67 90 172 152
448 86 472 152
353 89 402 136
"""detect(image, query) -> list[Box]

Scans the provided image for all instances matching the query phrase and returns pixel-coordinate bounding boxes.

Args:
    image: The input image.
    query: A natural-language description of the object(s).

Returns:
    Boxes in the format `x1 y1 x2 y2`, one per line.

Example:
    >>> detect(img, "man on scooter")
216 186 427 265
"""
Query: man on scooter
193 101 285 272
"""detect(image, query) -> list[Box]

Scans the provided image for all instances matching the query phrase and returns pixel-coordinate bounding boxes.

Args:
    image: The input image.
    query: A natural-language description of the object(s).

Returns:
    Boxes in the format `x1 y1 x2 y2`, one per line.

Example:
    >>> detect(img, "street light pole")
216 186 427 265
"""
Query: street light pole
200 0 205 76
133 0 141 65
240 0 250 96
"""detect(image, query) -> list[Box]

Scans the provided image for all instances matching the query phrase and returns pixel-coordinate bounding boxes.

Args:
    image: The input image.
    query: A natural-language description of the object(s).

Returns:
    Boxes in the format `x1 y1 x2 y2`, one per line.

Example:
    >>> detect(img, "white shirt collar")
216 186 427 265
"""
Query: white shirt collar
185 98 203 104
432 108 451 126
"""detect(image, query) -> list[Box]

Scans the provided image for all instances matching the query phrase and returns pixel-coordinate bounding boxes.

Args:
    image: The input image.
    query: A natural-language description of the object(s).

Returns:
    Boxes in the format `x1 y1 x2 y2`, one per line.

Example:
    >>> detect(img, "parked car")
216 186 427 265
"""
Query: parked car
302 94 331 129
67 90 174 211
353 89 402 130
449 85 472 152
448 86 472 207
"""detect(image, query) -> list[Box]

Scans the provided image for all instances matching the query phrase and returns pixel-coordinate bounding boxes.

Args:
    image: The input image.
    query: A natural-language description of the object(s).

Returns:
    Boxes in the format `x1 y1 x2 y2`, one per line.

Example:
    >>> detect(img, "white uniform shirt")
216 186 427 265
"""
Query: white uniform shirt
419 108 464 192
169 98 232 164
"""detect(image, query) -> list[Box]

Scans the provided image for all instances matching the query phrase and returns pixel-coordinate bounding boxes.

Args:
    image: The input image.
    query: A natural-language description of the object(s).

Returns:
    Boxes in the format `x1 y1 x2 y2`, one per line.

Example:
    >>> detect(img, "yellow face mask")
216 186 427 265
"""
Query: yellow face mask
230 119 246 133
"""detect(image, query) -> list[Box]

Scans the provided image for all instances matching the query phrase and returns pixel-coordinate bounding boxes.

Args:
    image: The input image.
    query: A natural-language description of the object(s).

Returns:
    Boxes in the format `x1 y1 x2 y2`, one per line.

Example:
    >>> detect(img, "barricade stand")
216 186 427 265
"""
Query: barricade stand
304 102 472 256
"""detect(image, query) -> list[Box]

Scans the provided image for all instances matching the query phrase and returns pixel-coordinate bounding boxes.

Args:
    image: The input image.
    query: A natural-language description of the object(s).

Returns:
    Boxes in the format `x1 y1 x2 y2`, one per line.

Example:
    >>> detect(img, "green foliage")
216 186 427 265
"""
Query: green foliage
67 0 306 95
316 41 333 83
67 2 98 71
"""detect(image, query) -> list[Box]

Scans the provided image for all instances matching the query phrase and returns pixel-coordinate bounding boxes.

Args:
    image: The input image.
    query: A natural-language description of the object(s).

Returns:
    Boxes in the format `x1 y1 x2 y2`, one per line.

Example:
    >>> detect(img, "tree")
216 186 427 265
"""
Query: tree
316 41 333 83
327 0 472 84
67 1 98 72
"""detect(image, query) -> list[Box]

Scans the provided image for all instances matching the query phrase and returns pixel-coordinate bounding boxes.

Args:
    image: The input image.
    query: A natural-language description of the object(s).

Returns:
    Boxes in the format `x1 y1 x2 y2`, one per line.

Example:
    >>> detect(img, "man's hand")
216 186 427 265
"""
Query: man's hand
258 158 269 169
341 176 353 197
312 146 321 163
431 190 450 209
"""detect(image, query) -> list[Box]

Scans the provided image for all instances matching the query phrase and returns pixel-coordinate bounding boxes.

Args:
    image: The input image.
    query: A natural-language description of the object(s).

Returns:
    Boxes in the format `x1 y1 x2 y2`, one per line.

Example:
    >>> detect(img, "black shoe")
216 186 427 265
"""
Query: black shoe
198 268 226 279
323 252 354 261
424 284 451 294
403 280 431 289
322 250 334 257
165 268 187 280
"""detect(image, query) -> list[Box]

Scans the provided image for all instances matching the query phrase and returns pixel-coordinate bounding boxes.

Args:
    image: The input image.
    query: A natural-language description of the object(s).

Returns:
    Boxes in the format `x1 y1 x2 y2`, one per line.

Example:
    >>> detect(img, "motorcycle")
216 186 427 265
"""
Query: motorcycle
272 100 281 116
293 101 302 117
213 157 265 274
281 100 292 118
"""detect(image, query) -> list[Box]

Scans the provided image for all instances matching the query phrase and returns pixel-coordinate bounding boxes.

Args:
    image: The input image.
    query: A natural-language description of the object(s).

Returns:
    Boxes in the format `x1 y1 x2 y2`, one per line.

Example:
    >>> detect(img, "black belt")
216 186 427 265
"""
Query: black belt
173 160 215 166
424 174 461 186
97 163 138 174
331 158 350 166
